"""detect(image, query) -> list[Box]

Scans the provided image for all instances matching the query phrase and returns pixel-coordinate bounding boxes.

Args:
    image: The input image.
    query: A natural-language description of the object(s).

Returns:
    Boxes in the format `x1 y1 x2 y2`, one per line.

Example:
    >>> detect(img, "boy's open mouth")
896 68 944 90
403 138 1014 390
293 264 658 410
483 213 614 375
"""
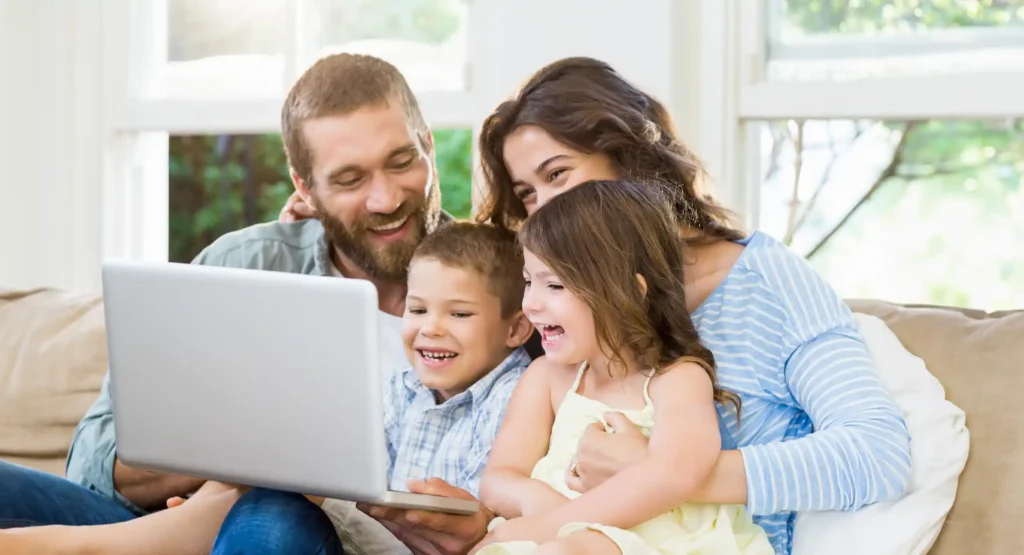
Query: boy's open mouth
417 348 459 367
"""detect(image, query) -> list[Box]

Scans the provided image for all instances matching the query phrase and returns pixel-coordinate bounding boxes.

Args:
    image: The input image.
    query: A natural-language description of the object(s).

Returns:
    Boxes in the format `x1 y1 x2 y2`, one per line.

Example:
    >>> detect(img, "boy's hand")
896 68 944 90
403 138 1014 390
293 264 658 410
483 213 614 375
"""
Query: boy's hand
358 478 492 555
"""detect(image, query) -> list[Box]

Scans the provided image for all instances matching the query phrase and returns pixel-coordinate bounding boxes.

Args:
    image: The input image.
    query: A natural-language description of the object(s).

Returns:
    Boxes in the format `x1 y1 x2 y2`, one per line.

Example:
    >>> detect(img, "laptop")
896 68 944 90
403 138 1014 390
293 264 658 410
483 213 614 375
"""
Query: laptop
101 259 479 515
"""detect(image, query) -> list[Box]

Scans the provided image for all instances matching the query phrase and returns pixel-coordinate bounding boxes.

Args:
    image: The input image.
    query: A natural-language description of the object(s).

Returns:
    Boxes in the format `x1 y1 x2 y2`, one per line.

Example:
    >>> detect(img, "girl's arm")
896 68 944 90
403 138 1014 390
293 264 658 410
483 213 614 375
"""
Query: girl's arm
478 357 567 518
539 360 720 531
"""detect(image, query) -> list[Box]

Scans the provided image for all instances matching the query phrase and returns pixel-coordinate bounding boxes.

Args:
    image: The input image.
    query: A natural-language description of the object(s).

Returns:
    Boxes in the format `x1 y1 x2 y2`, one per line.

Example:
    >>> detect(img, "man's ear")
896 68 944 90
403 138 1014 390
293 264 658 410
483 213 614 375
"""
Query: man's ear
290 168 314 205
506 310 534 348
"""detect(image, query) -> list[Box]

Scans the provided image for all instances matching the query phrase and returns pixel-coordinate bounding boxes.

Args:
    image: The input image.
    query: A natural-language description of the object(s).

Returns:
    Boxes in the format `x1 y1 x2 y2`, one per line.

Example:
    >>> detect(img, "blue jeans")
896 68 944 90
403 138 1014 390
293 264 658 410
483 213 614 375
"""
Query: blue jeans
0 461 343 554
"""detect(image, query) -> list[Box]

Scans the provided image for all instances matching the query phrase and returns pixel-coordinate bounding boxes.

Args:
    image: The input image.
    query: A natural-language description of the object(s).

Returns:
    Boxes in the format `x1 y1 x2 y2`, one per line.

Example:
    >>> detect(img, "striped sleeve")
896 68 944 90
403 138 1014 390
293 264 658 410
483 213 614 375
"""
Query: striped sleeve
740 247 912 515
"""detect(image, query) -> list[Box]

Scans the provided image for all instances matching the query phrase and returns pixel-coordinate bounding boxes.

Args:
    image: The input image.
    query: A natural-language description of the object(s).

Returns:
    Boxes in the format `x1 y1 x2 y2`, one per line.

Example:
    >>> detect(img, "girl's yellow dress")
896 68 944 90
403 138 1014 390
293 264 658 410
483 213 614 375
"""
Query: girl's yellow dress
478 362 775 555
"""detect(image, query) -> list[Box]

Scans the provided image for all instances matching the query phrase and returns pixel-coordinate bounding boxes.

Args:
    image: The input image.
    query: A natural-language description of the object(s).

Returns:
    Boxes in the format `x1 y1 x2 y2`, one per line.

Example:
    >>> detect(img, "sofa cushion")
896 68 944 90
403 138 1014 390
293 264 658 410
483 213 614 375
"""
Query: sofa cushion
847 299 1024 555
0 288 108 473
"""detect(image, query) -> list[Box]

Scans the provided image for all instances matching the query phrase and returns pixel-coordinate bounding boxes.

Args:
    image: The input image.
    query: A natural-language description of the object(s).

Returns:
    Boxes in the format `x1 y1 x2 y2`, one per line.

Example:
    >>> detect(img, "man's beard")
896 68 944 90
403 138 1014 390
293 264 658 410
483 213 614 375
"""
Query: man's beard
314 184 441 281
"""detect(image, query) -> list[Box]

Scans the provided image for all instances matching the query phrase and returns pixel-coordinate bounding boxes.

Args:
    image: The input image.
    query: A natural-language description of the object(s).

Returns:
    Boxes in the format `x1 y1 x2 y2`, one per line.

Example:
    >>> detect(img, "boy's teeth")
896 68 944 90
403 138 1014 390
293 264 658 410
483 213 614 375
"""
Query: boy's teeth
421 350 457 360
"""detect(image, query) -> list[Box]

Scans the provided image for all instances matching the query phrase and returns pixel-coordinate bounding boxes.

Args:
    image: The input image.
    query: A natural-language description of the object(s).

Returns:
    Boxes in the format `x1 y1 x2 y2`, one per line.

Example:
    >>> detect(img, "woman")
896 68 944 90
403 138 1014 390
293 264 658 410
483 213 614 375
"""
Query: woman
466 56 912 555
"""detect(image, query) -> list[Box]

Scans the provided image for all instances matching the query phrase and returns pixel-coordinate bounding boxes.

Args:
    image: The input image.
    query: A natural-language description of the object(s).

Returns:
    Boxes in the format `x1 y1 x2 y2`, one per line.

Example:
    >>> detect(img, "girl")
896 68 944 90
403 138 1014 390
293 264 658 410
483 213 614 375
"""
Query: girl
471 179 774 555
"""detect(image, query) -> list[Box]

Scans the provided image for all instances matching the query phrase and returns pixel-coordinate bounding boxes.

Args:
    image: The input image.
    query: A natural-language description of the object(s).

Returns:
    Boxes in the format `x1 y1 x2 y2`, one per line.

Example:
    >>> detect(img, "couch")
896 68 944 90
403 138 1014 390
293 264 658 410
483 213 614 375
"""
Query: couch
1 287 1021 554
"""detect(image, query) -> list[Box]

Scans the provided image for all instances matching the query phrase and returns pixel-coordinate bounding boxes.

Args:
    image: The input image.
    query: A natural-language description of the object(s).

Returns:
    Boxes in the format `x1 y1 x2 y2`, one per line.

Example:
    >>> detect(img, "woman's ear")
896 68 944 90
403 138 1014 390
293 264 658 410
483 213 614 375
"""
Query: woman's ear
506 310 535 348
635 273 648 298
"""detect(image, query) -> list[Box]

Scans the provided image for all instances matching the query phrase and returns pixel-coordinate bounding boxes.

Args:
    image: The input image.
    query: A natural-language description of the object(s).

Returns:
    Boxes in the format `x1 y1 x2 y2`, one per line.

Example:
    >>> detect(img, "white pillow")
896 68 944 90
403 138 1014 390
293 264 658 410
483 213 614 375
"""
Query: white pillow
791 313 969 555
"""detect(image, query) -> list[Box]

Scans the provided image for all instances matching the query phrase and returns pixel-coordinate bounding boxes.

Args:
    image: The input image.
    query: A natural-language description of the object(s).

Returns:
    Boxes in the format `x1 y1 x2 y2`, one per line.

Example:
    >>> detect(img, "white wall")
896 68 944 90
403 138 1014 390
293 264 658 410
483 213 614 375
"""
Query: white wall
0 0 719 293
0 0 104 292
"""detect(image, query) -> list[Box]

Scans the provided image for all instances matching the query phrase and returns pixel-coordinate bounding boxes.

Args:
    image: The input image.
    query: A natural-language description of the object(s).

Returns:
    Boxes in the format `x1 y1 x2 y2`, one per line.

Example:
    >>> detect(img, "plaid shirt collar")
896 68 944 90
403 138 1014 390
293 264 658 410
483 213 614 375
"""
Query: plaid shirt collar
402 346 531 409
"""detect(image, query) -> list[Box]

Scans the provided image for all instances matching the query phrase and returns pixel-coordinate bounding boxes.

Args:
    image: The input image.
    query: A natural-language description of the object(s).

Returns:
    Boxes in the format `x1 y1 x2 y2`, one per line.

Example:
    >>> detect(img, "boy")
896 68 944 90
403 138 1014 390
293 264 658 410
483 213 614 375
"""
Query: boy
0 221 533 555
384 220 534 496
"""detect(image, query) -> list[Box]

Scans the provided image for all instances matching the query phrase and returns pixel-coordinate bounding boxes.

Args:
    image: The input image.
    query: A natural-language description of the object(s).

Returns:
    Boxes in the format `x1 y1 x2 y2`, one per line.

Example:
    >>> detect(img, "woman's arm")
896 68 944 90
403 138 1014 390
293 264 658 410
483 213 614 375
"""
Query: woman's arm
537 361 720 531
478 357 566 518
736 329 912 515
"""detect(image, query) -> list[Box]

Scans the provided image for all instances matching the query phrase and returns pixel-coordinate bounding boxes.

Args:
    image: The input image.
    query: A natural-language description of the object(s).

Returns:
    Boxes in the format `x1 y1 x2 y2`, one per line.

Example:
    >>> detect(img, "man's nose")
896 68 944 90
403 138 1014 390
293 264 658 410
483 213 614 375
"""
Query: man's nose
365 173 404 214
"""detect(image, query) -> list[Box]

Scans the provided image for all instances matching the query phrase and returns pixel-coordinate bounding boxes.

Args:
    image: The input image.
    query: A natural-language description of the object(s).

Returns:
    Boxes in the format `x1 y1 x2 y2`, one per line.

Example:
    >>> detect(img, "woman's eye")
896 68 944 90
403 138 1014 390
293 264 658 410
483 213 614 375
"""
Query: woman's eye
548 283 564 291
408 308 426 315
546 168 566 183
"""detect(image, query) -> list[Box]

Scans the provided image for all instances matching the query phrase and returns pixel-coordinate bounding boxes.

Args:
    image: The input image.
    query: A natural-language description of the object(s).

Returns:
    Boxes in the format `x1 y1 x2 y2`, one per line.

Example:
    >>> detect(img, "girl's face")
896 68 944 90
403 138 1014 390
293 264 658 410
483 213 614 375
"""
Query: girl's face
521 249 598 366
502 125 619 216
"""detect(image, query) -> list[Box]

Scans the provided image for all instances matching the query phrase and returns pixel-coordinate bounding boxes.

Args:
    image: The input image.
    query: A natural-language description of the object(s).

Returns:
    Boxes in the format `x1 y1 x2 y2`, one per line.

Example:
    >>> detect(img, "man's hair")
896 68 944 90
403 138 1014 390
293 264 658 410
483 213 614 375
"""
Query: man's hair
281 53 429 187
412 222 525 318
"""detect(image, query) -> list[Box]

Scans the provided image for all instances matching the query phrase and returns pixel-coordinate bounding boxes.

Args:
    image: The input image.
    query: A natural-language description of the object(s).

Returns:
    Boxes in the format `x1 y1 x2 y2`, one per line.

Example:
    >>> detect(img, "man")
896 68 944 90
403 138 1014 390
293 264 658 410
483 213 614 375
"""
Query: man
0 53 493 555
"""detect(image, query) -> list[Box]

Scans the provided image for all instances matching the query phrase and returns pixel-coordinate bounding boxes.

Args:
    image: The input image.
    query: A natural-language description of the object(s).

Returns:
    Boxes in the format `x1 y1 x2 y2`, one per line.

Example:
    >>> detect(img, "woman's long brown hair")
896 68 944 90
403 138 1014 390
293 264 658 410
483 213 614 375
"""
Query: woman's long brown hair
478 56 744 247
519 179 741 417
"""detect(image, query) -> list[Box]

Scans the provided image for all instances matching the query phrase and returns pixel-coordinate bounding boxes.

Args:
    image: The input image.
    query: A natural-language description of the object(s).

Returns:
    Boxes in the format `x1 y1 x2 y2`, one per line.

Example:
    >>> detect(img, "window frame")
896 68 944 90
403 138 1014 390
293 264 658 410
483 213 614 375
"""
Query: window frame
717 0 1024 230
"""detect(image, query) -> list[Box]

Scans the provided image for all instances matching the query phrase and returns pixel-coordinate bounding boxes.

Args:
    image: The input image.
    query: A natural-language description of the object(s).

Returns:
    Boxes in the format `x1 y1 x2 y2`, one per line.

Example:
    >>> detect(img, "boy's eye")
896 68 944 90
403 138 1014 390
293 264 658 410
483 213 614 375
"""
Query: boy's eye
452 312 473 318
407 308 426 315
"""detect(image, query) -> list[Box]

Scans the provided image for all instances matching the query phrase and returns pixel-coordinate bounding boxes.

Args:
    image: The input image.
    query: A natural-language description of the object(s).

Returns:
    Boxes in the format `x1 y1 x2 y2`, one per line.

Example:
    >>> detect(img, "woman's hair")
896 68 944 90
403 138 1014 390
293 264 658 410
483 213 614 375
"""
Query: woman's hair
519 179 741 415
477 56 744 247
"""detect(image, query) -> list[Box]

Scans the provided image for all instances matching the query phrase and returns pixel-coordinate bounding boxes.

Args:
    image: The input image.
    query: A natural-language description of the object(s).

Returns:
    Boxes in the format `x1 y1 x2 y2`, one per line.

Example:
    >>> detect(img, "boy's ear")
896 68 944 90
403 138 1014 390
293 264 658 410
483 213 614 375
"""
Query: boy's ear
506 310 534 348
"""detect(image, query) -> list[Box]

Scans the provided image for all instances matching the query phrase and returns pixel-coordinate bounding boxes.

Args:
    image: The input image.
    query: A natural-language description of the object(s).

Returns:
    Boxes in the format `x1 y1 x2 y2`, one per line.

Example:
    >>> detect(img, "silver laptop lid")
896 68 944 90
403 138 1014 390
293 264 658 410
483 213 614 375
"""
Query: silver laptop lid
102 260 390 500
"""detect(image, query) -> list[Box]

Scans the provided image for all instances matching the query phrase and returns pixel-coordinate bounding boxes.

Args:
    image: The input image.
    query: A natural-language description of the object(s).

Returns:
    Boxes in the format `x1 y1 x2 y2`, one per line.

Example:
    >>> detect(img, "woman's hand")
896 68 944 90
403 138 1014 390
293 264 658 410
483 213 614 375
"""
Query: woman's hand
359 478 492 555
567 411 650 493
279 190 316 222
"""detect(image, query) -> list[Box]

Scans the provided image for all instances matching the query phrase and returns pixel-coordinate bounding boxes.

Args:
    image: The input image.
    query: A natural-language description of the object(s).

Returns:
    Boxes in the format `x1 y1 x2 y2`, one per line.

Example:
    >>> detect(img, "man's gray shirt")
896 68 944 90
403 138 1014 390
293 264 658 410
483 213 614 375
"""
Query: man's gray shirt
65 219 335 513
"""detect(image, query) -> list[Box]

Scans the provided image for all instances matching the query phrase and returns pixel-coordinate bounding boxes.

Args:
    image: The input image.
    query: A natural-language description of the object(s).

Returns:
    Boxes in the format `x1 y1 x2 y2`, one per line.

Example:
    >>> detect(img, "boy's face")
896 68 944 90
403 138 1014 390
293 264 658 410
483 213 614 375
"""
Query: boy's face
402 258 530 401
521 249 597 366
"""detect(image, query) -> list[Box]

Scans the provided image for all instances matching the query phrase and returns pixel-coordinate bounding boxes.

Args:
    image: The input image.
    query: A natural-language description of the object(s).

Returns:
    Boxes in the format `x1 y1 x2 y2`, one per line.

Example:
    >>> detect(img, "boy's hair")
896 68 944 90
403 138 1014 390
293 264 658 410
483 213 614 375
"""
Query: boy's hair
519 180 740 416
412 222 525 318
281 53 429 188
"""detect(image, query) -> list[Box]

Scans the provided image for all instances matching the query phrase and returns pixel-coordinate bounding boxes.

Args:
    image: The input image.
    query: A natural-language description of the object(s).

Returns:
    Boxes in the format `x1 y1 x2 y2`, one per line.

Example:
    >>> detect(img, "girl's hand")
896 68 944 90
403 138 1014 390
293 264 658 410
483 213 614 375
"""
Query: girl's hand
470 516 555 553
568 412 650 493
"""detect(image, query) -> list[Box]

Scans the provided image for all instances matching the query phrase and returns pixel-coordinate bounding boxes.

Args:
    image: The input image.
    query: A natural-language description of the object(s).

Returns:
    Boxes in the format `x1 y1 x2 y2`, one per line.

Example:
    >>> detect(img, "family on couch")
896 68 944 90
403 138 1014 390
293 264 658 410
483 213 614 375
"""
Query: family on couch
0 53 912 555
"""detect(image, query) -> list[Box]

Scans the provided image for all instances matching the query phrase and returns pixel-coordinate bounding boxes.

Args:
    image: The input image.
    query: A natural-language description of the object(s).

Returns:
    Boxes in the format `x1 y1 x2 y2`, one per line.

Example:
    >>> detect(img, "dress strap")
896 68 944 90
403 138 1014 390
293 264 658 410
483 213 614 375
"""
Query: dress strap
642 371 655 407
569 360 589 394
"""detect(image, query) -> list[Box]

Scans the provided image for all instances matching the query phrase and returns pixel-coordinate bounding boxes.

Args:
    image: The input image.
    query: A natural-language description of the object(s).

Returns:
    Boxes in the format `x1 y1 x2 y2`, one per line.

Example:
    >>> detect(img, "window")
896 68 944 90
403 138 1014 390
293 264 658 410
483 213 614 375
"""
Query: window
767 0 1024 81
168 129 473 263
757 118 1024 311
728 1 1024 310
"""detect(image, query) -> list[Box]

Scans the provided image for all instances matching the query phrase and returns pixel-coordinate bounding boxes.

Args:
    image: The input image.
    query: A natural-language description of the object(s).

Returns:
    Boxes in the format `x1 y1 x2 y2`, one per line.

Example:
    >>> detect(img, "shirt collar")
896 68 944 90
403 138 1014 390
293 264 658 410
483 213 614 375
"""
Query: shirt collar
403 346 531 407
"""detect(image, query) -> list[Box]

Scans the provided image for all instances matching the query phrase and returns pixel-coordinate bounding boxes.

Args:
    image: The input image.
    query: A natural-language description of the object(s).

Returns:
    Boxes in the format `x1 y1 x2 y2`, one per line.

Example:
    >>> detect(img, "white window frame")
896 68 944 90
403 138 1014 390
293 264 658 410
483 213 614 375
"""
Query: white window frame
707 0 1024 231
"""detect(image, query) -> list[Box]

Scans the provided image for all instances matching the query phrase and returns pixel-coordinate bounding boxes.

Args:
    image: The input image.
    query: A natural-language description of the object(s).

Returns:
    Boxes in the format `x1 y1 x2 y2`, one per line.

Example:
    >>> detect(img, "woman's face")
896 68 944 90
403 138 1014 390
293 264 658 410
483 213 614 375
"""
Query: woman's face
502 125 619 215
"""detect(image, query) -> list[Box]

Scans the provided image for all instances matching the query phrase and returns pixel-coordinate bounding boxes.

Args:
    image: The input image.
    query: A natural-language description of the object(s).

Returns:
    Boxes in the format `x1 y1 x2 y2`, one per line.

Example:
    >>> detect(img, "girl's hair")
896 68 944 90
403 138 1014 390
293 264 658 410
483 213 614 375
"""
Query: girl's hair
519 179 741 416
477 56 744 247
